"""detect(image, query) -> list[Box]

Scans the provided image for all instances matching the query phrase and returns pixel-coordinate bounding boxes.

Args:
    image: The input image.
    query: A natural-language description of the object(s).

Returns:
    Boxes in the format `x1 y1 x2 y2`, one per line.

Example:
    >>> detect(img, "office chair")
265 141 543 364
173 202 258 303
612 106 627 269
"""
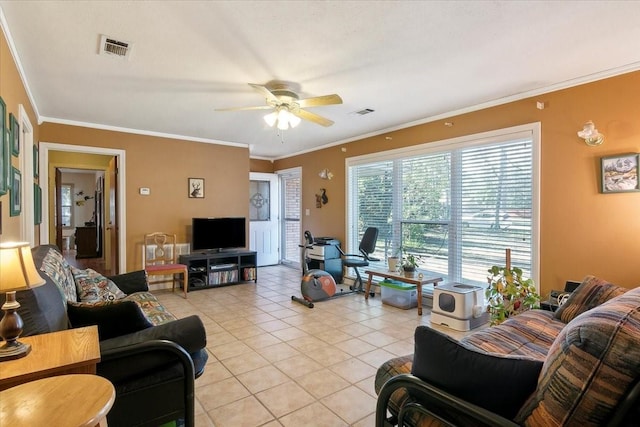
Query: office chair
339 227 379 293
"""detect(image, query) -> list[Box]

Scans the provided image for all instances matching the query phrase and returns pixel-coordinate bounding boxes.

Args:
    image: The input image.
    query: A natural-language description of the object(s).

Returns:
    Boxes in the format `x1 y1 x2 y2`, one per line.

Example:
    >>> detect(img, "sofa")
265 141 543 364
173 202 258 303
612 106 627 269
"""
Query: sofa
15 244 208 427
375 276 640 426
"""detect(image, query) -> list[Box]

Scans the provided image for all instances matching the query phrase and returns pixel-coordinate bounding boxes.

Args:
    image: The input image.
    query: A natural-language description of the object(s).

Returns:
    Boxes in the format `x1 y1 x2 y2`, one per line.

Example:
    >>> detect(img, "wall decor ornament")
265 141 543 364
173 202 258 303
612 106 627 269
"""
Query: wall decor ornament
600 153 639 193
188 178 204 198
33 144 39 178
34 184 42 224
0 96 6 195
10 113 19 156
10 166 21 216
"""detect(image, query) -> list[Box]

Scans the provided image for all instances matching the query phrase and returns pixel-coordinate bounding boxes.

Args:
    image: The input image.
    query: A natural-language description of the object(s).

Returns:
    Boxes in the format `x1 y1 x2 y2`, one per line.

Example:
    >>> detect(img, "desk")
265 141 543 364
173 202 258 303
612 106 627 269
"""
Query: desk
364 269 443 315
0 374 115 427
0 326 100 391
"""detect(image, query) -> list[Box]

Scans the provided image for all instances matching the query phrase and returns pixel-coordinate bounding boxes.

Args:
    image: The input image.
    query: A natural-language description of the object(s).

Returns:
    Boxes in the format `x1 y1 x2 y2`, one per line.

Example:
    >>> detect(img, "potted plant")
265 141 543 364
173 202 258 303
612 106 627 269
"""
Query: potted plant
402 252 419 278
486 263 540 326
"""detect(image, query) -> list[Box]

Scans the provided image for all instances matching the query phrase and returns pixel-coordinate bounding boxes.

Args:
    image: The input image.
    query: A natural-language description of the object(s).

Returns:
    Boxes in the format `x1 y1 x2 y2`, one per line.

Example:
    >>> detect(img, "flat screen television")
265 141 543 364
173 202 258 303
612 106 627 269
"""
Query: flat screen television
191 217 246 252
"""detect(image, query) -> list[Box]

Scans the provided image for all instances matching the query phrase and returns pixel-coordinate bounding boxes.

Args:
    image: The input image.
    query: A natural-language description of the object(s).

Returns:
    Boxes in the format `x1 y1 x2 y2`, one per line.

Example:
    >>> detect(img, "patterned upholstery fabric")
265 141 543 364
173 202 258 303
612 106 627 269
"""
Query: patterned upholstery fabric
460 309 565 361
375 355 430 427
71 266 126 302
516 286 639 426
39 247 78 304
375 277 634 427
124 292 177 325
554 275 627 323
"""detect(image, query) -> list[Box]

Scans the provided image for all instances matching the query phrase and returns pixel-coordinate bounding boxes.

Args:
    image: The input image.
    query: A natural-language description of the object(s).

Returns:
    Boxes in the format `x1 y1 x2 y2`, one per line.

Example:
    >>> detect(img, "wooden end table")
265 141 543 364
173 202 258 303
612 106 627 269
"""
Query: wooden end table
0 374 115 427
0 326 100 391
364 269 443 315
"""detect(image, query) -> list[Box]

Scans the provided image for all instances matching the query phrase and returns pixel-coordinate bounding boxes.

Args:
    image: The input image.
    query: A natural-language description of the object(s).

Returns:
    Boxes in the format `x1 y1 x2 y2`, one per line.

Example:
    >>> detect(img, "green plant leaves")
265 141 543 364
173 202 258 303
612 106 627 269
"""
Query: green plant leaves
486 265 540 326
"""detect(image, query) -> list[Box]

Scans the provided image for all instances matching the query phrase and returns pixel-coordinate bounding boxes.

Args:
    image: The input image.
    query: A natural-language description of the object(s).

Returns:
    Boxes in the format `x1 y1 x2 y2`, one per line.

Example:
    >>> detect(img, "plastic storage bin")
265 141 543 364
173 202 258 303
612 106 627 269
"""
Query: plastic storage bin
380 280 418 309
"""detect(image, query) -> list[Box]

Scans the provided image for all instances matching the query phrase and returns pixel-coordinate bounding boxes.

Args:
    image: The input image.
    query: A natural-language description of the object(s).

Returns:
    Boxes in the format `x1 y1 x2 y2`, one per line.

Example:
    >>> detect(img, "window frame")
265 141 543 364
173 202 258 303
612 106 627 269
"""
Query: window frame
61 183 74 229
345 122 541 288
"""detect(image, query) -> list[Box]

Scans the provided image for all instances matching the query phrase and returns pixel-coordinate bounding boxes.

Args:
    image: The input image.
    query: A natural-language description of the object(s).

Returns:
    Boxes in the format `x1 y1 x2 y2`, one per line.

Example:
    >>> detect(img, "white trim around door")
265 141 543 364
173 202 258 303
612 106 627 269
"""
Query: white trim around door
39 142 127 273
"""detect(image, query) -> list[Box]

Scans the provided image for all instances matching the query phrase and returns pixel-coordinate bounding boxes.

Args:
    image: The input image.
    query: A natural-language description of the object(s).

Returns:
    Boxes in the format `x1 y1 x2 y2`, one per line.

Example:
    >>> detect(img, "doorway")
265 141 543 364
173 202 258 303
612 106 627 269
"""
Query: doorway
278 167 302 268
39 142 127 274
249 172 280 266
56 168 106 267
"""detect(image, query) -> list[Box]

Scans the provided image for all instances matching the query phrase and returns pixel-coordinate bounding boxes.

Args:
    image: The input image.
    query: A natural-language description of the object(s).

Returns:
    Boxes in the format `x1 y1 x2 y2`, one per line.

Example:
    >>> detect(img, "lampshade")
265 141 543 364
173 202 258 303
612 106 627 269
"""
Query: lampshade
0 242 45 292
263 111 278 127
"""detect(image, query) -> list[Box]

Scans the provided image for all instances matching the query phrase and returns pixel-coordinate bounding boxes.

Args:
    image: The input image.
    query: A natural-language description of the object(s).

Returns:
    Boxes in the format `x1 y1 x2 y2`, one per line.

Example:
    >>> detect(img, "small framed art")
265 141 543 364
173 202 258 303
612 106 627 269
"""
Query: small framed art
34 183 42 224
188 178 204 198
10 166 21 216
601 153 639 193
34 144 39 178
10 113 19 156
0 96 6 195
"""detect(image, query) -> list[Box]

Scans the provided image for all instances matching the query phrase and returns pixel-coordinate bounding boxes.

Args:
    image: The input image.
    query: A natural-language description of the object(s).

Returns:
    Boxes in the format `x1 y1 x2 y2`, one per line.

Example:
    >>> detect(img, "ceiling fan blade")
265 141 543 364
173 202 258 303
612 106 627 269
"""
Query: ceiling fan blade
248 83 280 103
293 109 335 127
215 105 273 112
297 94 343 108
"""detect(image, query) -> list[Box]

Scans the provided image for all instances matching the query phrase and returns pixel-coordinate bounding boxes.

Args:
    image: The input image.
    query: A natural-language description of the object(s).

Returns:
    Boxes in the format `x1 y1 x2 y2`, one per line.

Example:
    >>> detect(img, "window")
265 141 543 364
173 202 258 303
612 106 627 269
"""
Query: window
61 184 73 227
347 124 540 287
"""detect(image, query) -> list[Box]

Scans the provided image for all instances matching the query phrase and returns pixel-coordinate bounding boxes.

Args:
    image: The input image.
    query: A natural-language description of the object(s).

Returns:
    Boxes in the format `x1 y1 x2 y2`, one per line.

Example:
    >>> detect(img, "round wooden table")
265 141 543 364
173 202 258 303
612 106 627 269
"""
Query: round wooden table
0 374 115 427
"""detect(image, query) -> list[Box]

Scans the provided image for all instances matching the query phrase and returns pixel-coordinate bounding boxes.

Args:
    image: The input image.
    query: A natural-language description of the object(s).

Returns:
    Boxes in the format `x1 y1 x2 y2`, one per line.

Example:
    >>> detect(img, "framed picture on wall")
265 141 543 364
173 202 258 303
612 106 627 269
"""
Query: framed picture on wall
601 153 640 193
34 144 39 178
34 183 42 224
10 166 21 216
188 177 205 198
0 96 6 195
10 113 19 156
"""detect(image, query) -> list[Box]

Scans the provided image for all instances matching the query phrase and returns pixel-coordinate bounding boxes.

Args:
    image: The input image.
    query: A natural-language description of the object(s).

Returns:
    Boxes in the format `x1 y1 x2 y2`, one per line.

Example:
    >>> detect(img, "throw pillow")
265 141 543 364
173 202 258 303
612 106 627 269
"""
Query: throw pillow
39 248 78 303
516 287 640 426
411 325 543 420
67 300 153 340
71 266 126 303
554 275 627 323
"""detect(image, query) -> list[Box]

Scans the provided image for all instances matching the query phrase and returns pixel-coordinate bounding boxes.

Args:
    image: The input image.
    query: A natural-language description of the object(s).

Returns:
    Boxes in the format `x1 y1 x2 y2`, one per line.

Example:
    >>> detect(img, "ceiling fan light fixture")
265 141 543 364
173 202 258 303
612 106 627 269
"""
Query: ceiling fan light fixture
289 114 301 128
277 109 290 130
264 111 278 127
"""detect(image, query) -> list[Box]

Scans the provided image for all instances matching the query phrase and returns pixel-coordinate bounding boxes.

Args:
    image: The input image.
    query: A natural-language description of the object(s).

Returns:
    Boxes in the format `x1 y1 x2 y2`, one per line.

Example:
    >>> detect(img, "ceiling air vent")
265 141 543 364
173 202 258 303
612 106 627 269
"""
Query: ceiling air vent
353 108 375 116
99 35 133 60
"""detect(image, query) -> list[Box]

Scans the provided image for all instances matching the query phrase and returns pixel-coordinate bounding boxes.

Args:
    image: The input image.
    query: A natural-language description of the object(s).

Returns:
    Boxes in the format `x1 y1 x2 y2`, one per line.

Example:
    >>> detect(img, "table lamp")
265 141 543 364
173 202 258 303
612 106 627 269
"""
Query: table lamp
0 242 46 361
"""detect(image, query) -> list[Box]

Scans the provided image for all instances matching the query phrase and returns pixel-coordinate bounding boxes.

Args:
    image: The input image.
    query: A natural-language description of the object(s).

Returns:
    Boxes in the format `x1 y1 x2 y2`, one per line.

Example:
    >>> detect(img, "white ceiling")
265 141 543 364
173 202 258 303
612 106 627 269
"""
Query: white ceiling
2 1 640 160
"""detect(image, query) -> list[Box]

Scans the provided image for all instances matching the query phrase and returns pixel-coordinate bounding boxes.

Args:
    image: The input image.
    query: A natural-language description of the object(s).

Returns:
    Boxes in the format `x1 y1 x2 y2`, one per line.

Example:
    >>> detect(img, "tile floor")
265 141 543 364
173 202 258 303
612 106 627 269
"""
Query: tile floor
155 265 467 427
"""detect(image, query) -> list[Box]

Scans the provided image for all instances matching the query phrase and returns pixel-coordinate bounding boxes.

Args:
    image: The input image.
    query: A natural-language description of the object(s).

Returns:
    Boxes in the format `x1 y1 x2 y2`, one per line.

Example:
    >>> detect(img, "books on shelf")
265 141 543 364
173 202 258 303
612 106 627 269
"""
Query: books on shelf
209 263 237 271
208 269 238 285
243 267 257 281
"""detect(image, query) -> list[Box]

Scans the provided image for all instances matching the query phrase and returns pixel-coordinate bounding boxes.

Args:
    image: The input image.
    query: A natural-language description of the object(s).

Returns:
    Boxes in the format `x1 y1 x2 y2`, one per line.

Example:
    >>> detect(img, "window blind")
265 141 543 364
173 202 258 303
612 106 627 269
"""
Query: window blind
347 125 538 286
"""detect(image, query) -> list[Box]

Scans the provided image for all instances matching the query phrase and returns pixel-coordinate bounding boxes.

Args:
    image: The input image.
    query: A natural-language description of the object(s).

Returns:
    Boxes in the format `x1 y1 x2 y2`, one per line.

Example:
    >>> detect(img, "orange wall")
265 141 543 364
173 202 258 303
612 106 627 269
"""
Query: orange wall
40 123 250 272
0 29 40 243
250 158 274 173
274 71 640 293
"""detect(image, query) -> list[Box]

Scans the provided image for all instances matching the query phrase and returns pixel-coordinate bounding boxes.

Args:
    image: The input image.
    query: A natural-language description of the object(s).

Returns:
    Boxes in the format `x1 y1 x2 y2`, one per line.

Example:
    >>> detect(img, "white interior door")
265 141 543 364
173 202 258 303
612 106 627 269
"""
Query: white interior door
249 173 279 266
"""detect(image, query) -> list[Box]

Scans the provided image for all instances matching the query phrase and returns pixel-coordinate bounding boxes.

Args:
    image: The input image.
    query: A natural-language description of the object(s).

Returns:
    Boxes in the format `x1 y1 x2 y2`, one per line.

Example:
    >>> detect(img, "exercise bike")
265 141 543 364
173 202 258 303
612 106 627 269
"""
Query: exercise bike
291 231 348 308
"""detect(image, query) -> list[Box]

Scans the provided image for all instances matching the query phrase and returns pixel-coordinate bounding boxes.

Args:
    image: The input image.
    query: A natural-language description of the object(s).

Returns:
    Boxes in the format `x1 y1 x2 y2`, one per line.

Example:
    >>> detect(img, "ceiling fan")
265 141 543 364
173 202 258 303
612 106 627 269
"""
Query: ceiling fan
216 83 343 130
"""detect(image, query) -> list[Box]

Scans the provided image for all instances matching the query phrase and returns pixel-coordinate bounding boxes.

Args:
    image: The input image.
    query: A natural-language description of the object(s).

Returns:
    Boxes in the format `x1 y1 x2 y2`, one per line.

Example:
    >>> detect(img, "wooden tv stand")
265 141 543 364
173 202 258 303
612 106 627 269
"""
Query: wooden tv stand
179 249 257 291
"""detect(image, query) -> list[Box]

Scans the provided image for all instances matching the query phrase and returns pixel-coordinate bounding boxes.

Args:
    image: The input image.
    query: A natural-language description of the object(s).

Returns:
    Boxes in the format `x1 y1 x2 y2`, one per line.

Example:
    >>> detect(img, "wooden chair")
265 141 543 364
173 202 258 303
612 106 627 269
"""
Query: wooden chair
143 232 188 298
